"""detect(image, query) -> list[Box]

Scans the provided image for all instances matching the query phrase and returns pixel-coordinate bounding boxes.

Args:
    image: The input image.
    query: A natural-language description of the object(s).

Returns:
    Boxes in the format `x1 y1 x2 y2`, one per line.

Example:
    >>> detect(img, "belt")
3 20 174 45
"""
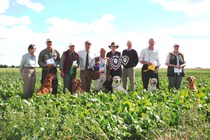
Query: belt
24 67 35 69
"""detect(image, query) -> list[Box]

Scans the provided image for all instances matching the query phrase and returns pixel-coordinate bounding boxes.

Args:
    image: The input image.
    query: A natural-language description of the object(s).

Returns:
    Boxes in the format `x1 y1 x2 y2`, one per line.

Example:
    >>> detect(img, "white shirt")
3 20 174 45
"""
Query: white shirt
139 48 161 67
77 49 95 70
19 53 36 72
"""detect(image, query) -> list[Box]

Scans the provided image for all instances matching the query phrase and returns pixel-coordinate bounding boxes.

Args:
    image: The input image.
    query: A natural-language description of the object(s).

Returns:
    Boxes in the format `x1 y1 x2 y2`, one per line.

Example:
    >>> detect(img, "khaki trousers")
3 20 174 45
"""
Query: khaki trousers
94 72 106 91
21 68 36 98
80 69 92 92
122 67 135 91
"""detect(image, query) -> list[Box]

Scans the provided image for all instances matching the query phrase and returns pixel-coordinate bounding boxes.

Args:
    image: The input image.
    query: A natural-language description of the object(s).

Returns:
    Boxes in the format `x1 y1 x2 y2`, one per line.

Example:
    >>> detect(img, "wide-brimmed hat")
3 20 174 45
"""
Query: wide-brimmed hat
109 42 119 49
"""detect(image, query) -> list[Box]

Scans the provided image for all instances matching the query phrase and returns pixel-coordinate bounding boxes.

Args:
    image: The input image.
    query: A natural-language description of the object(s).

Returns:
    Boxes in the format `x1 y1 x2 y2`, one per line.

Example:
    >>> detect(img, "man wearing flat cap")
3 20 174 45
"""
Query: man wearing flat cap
38 38 60 94
78 40 96 92
60 43 79 94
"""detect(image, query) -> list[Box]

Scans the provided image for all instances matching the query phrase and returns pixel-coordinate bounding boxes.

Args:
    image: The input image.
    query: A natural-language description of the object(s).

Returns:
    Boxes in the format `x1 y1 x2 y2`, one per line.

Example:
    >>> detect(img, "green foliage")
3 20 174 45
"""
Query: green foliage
0 68 209 139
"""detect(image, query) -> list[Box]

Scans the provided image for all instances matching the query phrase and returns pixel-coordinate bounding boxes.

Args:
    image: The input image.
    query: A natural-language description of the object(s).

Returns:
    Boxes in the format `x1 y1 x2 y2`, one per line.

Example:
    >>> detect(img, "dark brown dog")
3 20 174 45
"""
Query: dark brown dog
187 76 197 91
72 78 84 94
37 74 54 96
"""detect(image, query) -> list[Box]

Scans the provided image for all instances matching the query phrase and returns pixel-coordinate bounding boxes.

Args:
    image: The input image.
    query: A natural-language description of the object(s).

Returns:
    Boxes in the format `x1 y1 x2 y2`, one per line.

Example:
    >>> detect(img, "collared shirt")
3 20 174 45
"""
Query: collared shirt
139 47 161 67
38 48 60 68
19 53 36 72
77 49 95 70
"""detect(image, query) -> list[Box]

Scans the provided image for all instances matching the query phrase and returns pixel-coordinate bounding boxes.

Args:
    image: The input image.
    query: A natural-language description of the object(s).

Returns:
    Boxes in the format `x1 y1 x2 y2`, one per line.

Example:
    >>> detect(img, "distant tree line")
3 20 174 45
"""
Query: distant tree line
0 64 18 68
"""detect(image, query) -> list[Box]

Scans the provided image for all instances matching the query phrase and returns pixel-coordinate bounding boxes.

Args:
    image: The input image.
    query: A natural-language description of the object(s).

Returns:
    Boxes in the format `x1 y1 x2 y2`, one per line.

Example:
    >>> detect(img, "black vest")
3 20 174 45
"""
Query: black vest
167 53 185 76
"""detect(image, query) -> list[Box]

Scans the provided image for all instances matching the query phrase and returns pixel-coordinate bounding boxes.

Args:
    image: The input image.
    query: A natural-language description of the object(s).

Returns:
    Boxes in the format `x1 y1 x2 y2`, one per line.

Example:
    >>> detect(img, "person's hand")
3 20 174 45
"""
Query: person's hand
45 64 52 68
60 71 64 78
74 64 78 68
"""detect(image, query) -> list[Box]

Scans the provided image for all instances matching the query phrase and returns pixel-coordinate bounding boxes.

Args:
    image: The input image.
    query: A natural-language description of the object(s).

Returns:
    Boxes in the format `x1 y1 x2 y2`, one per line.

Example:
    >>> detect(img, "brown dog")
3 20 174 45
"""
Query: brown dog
187 76 197 91
37 73 54 96
72 78 84 94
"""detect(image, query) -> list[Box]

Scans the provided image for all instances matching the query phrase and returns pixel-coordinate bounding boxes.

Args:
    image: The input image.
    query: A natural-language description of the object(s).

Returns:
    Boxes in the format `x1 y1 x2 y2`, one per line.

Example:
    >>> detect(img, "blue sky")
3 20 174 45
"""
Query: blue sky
0 0 210 68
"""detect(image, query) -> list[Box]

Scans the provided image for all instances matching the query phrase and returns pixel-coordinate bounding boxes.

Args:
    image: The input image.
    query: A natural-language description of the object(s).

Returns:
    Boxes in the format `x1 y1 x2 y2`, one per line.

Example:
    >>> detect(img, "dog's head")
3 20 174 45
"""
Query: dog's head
187 76 196 83
112 76 121 84
149 78 157 86
72 78 82 87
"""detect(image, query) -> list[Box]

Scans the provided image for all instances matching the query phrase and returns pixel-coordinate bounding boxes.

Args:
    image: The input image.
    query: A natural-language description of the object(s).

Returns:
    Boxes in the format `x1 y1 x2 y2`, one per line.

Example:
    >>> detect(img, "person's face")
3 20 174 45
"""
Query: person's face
46 41 52 49
69 45 75 52
174 45 179 52
85 43 91 51
100 49 106 58
29 46 36 54
111 46 116 51
127 41 132 49
148 39 155 47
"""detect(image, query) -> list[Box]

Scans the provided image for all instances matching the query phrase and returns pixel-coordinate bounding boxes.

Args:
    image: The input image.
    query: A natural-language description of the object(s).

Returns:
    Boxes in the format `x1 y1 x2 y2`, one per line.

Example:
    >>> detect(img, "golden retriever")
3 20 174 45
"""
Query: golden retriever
187 76 197 91
72 78 84 94
36 74 54 96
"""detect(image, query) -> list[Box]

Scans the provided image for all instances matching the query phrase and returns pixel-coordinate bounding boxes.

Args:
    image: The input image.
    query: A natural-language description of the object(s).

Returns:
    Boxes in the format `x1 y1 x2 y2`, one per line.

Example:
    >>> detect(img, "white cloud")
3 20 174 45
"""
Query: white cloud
0 13 210 68
16 0 44 13
0 0 9 14
151 0 210 17
0 15 31 26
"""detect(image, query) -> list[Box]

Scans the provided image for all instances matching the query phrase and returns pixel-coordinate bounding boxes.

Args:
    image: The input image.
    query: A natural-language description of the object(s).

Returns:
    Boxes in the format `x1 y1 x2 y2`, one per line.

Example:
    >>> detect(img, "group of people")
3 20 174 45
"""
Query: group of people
19 38 186 98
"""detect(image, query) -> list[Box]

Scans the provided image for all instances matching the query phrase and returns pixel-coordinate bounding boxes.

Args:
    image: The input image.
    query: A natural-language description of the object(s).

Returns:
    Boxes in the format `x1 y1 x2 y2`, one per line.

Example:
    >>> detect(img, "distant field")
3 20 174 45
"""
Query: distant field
0 68 209 139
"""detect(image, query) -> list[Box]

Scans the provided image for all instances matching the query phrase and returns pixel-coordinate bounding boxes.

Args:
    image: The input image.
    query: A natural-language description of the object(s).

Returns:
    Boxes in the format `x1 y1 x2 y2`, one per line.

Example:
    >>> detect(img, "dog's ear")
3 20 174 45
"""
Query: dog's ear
186 76 190 80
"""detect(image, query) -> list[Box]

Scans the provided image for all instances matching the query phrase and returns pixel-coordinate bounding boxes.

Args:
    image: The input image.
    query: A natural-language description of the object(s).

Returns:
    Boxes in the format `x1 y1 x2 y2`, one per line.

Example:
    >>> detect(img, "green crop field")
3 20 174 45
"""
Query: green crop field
0 68 209 139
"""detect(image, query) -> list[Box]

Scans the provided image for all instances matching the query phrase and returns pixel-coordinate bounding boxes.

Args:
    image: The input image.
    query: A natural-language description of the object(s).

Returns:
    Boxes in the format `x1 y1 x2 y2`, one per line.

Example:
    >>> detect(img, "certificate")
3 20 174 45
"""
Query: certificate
174 68 182 73
46 58 55 65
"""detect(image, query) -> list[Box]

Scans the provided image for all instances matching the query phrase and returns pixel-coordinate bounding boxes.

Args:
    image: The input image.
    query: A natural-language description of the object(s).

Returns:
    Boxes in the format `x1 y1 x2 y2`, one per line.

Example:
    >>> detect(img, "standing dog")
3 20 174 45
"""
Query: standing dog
187 76 197 91
72 78 84 94
112 76 127 93
37 73 54 96
147 78 158 91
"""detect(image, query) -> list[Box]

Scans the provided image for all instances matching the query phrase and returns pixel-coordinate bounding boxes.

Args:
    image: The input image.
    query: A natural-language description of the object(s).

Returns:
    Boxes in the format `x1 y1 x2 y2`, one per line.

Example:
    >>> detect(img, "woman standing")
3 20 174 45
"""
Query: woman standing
20 44 36 98
165 43 186 90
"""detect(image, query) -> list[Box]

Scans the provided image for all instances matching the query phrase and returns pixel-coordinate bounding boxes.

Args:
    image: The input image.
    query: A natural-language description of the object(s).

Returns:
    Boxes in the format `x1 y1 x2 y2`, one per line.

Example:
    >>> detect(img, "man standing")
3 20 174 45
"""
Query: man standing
94 48 107 91
60 43 79 93
121 40 138 91
38 38 60 94
78 40 95 92
139 38 161 90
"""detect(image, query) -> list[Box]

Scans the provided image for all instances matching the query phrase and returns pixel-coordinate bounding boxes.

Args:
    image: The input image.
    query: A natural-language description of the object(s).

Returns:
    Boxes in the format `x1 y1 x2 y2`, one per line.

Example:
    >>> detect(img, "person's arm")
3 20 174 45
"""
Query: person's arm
139 49 152 65
59 53 65 78
19 54 26 73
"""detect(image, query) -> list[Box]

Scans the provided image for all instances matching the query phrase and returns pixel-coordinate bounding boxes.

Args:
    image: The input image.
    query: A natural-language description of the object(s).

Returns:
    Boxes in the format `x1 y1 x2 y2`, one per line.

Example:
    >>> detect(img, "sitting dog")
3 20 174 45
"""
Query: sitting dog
72 78 84 94
147 78 158 91
112 76 127 93
187 76 197 91
37 73 54 96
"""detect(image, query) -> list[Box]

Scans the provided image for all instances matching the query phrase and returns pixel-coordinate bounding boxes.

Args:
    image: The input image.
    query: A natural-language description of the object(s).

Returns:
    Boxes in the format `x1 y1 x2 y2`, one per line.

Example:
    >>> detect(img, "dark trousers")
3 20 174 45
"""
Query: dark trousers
41 67 58 94
141 65 159 90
